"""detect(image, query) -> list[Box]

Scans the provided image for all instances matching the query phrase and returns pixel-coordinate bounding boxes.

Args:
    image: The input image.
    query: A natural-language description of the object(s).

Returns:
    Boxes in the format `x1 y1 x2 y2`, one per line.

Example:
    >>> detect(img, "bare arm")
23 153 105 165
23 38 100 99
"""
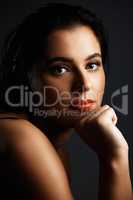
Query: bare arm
98 148 133 200
0 119 74 200
75 105 133 200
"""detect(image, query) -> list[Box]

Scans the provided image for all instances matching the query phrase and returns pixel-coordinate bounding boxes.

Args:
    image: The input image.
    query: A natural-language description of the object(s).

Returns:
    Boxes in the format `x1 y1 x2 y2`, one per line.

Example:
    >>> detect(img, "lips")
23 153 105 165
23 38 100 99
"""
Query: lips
70 98 96 111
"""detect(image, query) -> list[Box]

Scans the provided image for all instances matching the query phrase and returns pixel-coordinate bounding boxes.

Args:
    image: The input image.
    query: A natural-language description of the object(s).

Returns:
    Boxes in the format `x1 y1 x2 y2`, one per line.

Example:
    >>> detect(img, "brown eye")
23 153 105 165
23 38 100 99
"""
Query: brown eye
86 61 101 72
48 64 70 76
54 66 67 75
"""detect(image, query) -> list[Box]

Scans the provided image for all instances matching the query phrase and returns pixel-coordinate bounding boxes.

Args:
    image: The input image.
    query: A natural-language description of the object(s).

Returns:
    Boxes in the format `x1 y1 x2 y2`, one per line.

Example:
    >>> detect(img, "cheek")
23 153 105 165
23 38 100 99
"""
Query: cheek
92 71 105 103
40 75 72 107
41 73 71 89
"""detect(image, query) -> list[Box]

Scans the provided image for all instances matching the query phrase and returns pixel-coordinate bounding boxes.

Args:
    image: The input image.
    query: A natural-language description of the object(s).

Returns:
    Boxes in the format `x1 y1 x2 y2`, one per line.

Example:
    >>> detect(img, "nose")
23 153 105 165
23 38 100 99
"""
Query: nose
71 68 92 93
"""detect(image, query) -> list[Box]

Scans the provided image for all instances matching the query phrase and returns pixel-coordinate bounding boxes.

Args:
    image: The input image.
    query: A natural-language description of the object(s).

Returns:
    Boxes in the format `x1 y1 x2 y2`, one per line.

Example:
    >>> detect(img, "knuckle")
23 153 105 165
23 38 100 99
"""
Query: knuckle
103 104 110 109
109 107 114 112
96 114 103 125
109 107 116 115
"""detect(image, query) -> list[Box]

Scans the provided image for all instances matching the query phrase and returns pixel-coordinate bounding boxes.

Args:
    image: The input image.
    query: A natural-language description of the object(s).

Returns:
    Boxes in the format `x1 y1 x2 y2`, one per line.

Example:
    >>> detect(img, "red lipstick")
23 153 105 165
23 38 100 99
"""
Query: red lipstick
71 98 96 111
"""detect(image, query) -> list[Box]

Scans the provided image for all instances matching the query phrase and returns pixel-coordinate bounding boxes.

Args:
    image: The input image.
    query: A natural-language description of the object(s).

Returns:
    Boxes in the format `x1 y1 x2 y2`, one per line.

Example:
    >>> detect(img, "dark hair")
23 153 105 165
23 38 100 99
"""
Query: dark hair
0 2 109 115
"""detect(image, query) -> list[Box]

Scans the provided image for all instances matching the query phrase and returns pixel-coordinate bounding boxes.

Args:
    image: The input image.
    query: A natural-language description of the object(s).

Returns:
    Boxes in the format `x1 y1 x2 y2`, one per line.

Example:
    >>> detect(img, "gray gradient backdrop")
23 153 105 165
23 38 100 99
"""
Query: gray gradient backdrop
0 0 132 199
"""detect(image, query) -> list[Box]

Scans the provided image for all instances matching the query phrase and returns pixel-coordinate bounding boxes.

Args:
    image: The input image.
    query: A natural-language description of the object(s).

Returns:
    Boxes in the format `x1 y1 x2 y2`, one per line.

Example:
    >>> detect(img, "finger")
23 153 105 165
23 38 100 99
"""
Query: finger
112 111 118 125
90 105 110 120
98 106 118 125
79 104 110 125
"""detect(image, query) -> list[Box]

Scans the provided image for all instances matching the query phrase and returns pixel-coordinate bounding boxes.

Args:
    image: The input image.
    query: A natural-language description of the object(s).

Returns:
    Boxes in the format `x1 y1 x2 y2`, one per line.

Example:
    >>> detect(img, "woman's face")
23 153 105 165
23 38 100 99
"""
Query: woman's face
37 25 105 128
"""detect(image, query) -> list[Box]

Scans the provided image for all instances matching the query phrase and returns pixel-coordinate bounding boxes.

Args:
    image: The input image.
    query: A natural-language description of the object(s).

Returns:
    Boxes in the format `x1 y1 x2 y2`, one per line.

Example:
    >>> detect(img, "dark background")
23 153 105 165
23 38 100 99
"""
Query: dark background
0 0 132 199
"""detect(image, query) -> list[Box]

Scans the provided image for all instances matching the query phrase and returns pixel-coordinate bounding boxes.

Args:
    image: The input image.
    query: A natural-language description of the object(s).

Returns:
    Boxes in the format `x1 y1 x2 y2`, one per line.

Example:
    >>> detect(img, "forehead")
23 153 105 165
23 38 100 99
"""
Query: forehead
44 25 101 61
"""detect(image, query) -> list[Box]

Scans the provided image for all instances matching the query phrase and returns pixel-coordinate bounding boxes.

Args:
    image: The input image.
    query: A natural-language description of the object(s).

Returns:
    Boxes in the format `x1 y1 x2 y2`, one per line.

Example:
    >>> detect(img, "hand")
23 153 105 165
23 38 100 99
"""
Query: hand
74 105 128 160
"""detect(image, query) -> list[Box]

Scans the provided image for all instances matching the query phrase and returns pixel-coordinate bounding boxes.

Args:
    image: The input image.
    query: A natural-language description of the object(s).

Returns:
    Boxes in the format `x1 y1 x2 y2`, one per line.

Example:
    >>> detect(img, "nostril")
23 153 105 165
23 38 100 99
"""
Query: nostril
71 74 92 93
71 82 91 94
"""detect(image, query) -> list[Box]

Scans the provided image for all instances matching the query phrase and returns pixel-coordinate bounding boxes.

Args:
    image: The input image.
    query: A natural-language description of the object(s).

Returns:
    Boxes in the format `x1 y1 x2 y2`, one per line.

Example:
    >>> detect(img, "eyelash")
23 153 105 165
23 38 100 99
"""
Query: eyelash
86 61 101 72
48 64 70 76
48 61 101 76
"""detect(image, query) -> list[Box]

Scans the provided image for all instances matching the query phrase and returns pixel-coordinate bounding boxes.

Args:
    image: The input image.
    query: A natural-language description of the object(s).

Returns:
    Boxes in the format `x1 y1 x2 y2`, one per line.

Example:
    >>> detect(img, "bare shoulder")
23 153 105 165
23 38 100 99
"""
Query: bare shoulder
0 113 48 144
0 115 60 167
0 114 74 200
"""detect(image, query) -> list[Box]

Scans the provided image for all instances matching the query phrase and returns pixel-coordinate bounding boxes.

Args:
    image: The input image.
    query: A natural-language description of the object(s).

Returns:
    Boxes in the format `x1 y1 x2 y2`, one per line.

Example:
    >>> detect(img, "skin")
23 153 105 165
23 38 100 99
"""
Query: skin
33 25 105 145
0 25 132 200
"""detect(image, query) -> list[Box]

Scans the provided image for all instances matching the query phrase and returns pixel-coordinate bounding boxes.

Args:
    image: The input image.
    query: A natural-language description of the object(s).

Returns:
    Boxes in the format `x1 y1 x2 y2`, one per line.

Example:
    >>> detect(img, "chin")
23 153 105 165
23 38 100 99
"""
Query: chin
49 106 96 128
42 101 100 128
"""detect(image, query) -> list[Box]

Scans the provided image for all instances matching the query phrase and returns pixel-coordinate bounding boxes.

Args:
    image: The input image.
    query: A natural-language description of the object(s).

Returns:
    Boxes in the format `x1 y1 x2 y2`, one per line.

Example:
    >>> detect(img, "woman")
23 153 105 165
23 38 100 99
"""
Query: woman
0 3 132 200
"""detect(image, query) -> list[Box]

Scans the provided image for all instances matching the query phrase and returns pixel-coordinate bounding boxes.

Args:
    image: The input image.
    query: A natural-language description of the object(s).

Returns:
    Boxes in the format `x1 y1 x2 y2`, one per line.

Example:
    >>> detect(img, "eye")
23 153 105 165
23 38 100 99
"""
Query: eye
86 61 101 72
48 64 70 76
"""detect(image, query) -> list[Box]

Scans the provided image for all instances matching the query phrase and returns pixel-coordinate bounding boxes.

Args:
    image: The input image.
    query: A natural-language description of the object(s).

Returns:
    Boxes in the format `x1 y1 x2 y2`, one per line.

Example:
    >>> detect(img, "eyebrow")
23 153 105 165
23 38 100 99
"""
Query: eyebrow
45 53 102 65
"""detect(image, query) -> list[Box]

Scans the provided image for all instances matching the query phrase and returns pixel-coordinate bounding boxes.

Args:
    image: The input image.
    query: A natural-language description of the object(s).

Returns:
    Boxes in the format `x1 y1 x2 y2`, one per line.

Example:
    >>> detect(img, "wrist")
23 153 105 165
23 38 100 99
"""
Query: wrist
98 145 129 166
